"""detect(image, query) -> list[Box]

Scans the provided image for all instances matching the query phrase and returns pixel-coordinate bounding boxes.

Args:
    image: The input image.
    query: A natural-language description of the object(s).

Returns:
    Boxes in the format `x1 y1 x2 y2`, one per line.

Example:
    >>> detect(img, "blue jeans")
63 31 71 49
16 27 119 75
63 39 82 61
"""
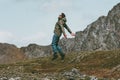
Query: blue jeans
52 34 64 57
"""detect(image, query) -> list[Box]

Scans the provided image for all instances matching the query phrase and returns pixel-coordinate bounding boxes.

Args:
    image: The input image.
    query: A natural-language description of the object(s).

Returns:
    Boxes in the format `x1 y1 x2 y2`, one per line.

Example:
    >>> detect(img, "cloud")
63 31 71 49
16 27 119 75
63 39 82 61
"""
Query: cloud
21 32 46 42
0 31 48 47
0 31 14 42
18 32 48 47
14 0 42 2
40 0 73 12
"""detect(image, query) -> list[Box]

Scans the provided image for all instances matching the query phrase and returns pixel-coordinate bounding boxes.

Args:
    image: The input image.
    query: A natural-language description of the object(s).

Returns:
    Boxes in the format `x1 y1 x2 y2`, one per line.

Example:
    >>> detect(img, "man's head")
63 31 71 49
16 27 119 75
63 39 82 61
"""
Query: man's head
59 15 62 19
58 15 62 21
61 13 66 18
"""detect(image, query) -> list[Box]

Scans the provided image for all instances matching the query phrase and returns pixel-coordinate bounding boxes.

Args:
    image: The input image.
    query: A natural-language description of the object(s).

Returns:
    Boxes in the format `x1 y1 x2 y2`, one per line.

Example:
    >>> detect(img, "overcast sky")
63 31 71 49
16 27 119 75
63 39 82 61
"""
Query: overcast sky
0 0 120 47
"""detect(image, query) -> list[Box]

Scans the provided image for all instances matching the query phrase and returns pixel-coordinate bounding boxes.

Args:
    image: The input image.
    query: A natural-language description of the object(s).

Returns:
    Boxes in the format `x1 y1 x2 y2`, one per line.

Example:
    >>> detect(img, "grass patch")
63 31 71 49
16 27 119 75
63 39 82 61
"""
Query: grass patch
0 49 120 78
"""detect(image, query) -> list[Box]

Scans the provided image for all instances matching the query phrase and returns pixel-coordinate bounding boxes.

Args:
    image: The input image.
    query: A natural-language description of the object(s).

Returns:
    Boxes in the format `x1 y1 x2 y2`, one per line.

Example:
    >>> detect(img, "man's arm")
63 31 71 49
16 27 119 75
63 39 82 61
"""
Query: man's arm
59 20 67 38
62 17 72 34
64 24 75 36
64 23 72 34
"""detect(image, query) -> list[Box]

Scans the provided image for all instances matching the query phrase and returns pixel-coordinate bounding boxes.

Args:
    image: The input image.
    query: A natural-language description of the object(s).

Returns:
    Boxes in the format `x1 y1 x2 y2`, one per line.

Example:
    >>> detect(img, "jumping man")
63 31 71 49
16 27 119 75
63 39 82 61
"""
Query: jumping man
51 13 75 61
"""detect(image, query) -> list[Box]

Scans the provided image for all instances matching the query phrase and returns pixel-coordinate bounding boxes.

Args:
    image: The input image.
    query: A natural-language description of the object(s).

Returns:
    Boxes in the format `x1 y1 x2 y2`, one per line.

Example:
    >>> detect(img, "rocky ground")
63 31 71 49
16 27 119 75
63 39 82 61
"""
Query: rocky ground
0 49 120 80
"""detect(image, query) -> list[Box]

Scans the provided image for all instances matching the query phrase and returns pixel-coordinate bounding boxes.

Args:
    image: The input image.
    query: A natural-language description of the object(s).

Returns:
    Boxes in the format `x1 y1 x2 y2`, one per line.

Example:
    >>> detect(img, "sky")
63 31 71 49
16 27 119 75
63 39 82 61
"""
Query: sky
0 0 120 47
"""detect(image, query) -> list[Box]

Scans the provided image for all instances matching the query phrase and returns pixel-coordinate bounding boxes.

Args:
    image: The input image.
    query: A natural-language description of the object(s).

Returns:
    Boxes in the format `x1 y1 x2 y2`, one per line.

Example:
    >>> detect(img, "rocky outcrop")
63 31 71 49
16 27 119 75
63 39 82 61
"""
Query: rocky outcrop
59 38 75 53
60 3 120 52
0 43 52 64
21 44 52 58
0 43 25 64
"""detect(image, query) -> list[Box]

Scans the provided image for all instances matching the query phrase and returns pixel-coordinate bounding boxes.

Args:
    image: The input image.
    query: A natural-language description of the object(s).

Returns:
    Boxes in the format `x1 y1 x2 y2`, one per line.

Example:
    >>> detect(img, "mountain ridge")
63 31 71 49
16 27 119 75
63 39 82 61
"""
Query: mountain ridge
60 2 120 52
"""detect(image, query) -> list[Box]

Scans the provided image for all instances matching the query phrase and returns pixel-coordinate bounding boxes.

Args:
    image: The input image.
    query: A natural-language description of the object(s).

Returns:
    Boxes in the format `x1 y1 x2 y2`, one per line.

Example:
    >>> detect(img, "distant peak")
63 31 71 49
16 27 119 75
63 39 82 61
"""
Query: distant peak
108 3 120 16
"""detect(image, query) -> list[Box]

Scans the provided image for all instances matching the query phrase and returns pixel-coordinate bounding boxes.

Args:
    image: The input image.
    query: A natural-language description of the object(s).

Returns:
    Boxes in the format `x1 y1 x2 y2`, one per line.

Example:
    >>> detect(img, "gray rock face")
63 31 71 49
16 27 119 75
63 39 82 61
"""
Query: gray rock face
59 38 75 53
0 43 52 63
21 44 52 58
60 3 120 52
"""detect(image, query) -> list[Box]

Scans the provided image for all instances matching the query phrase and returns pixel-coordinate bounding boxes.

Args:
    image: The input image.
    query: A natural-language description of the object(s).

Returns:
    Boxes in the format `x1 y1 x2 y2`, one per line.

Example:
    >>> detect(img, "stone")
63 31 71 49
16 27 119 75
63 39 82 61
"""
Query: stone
9 78 15 80
0 77 8 80
90 76 98 80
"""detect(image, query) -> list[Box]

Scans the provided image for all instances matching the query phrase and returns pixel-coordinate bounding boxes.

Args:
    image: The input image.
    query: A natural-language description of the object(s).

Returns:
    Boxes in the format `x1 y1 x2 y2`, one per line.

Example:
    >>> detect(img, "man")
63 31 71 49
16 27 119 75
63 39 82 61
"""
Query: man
51 13 75 61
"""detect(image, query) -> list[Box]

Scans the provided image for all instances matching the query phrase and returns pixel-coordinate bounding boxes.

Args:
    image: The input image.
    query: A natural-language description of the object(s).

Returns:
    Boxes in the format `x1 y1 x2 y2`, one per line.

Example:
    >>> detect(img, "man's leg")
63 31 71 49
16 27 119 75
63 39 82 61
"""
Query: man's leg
51 34 59 60
52 52 58 60
57 45 65 60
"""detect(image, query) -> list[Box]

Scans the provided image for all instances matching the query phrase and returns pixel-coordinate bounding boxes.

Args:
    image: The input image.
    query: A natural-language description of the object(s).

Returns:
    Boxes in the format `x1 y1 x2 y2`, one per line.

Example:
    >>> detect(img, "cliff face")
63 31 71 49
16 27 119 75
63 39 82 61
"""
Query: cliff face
59 38 75 53
60 3 120 52
0 43 52 64
20 44 52 58
0 43 25 64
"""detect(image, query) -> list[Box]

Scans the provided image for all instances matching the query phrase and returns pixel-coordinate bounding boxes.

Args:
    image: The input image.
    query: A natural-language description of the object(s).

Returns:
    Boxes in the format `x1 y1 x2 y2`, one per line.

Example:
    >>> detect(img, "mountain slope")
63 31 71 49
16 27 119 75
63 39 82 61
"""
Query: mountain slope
0 49 120 79
0 43 26 64
21 44 52 58
60 3 120 52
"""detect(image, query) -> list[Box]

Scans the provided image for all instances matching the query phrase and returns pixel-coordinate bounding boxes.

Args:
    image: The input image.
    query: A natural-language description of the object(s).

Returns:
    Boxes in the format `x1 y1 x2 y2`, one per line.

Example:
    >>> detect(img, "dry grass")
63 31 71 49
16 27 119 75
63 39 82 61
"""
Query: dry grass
0 49 120 78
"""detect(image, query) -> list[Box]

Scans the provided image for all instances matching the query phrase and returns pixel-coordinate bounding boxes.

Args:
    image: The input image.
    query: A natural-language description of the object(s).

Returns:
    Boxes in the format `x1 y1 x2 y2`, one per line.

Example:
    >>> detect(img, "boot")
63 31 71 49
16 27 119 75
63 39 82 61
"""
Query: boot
52 53 58 61
61 54 65 60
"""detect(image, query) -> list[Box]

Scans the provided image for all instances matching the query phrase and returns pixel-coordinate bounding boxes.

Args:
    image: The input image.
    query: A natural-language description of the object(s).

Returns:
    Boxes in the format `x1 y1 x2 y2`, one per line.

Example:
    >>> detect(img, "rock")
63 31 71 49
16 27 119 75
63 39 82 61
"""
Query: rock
14 77 21 80
62 68 83 79
42 78 50 80
0 77 8 80
9 78 15 80
60 3 120 52
21 44 52 58
90 76 98 80
59 38 75 53
71 68 80 75
111 65 120 72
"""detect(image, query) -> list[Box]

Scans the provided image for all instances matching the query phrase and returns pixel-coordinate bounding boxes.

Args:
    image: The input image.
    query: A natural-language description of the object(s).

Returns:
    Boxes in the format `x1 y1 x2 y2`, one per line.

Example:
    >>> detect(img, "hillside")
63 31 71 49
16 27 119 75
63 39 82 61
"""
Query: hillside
0 49 120 80
60 3 120 52
0 43 26 64
21 44 52 58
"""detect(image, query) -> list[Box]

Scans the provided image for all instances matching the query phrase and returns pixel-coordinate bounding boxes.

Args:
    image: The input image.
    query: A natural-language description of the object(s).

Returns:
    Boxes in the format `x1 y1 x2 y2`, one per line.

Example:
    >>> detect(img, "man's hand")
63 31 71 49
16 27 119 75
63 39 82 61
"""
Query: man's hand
71 33 75 36
64 34 67 39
